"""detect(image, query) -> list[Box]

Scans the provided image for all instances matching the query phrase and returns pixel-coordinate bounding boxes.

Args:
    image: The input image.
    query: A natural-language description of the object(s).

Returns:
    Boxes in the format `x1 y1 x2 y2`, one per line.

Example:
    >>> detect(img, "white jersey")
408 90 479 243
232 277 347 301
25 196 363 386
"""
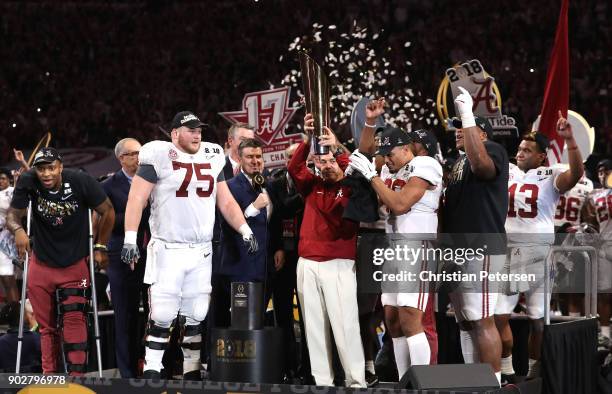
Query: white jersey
505 163 564 243
589 188 612 241
554 175 593 228
139 140 226 243
0 186 14 229
380 155 442 235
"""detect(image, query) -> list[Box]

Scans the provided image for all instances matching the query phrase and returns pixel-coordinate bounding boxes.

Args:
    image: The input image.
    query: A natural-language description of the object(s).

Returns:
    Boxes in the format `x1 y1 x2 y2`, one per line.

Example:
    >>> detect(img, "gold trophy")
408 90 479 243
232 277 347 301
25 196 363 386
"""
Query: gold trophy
299 51 331 155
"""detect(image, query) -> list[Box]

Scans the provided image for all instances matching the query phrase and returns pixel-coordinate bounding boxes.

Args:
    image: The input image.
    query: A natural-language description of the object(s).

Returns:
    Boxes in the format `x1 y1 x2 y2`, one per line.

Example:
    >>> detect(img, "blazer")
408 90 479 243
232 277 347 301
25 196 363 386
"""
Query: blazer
101 170 150 257
218 172 281 281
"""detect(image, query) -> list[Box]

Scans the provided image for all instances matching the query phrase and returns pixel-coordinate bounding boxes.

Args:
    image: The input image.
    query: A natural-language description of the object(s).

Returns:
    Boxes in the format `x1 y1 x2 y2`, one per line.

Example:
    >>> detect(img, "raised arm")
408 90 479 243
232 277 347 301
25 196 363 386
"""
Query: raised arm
455 87 497 180
358 98 385 154
555 111 584 194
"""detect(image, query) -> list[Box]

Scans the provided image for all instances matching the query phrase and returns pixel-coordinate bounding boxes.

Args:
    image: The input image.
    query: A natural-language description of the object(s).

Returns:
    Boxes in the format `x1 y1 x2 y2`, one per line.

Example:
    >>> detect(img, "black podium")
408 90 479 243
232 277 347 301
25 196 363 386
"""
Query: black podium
210 282 284 383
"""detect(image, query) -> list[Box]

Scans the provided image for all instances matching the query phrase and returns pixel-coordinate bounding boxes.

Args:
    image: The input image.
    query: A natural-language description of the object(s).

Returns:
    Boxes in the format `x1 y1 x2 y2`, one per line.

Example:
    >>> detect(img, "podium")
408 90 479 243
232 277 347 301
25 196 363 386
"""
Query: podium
210 282 283 383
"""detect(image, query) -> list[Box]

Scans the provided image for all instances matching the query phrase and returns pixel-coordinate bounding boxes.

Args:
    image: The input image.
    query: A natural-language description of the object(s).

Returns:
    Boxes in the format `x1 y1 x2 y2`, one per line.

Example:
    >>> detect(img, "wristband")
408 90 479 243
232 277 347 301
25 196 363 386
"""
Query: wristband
94 243 108 252
364 122 377 128
566 146 578 151
124 231 137 245
460 113 476 129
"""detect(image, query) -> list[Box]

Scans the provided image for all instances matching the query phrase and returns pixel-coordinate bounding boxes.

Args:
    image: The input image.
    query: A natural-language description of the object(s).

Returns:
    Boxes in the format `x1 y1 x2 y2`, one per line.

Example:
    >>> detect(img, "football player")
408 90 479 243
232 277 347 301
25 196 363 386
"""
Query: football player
494 112 583 381
348 98 442 378
122 111 257 379
583 159 612 349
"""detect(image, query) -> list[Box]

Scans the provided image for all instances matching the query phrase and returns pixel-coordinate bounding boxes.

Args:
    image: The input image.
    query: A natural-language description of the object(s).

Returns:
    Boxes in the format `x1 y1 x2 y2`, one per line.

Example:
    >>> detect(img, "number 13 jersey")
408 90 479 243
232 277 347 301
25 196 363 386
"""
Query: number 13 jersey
138 140 226 243
505 163 564 243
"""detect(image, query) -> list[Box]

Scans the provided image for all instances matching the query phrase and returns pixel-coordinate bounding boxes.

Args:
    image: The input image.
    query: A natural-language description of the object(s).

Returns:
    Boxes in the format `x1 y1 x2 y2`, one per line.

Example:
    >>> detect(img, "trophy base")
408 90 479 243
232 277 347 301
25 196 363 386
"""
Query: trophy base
210 327 284 384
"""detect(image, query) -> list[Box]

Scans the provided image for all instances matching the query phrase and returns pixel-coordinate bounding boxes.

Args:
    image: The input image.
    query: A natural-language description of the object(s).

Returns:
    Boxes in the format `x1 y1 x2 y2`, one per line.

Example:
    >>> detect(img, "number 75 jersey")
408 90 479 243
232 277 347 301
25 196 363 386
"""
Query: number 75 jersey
505 163 564 242
138 140 226 243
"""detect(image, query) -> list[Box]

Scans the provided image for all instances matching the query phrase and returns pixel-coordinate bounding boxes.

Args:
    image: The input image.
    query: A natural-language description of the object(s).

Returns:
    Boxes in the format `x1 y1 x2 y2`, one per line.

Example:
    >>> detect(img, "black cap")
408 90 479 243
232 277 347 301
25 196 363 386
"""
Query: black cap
523 132 550 153
597 159 612 171
450 116 494 139
32 147 62 166
171 111 207 129
409 129 438 157
374 126 411 155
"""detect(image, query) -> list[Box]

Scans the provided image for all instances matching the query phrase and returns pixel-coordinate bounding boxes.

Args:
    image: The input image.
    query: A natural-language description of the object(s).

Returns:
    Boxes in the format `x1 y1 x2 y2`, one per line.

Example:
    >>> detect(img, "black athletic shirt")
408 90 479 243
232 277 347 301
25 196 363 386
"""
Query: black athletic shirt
441 140 509 253
11 169 107 267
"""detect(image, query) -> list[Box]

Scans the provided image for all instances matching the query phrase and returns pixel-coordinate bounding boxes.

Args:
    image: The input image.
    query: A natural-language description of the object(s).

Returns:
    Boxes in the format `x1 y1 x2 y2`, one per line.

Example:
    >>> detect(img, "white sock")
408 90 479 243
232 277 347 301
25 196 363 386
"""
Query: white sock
569 312 581 317
495 371 501 386
527 358 539 378
406 332 430 366
459 330 479 363
501 355 515 375
365 360 375 374
602 325 610 338
392 336 410 379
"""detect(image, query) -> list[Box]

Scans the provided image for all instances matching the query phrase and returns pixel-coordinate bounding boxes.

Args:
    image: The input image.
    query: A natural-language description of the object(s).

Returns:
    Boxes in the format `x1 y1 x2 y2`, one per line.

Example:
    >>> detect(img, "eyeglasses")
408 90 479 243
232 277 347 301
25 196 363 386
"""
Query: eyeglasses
120 151 139 157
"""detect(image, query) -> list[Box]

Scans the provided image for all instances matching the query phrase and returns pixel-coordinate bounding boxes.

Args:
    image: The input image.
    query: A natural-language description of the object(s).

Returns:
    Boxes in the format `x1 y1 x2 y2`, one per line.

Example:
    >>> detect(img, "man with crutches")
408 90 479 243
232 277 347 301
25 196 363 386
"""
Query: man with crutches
6 147 115 376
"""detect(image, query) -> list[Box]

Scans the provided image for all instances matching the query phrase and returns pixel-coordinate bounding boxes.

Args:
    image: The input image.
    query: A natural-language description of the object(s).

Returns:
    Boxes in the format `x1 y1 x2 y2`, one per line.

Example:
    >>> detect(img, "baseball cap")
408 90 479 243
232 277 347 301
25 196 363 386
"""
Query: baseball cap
171 111 207 129
450 116 494 139
32 147 62 166
597 158 612 171
409 129 438 157
374 126 411 156
523 131 550 153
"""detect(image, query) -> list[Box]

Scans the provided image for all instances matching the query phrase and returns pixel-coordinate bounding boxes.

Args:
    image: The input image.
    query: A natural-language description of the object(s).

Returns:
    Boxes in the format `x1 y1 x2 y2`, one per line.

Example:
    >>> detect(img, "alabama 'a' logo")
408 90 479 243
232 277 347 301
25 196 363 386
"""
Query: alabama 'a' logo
219 87 297 145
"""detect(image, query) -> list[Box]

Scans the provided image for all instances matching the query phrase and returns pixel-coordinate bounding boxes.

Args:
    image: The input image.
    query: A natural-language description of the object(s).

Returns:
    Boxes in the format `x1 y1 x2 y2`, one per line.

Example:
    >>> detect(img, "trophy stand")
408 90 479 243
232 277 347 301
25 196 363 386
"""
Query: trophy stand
210 282 283 383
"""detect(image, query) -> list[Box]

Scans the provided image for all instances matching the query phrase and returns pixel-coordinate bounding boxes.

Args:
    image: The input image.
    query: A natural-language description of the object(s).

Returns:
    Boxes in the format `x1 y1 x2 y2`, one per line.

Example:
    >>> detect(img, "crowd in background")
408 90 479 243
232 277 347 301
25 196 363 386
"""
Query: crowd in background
0 0 610 167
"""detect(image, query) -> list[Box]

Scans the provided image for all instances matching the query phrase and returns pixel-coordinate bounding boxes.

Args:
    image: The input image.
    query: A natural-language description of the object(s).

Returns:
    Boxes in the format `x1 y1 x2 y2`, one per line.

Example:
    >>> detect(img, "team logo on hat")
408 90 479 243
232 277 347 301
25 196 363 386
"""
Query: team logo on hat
181 114 199 124
381 137 390 146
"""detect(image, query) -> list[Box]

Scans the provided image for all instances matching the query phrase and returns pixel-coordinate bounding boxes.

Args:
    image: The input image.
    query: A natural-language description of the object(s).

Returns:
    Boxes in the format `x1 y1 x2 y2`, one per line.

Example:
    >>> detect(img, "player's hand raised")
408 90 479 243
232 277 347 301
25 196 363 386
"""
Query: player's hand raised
365 98 385 122
556 110 573 140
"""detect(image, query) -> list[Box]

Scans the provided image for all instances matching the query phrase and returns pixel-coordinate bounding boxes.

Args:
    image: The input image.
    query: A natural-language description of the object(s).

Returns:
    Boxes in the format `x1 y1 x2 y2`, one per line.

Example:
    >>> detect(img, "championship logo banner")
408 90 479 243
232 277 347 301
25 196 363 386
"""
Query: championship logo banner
219 87 302 169
436 59 518 138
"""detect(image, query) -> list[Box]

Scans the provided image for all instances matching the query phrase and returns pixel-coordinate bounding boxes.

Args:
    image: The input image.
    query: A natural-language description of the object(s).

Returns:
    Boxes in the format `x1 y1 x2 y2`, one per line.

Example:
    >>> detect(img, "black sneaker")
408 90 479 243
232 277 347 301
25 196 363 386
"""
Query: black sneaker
365 371 379 387
183 370 202 381
501 373 517 385
143 370 162 380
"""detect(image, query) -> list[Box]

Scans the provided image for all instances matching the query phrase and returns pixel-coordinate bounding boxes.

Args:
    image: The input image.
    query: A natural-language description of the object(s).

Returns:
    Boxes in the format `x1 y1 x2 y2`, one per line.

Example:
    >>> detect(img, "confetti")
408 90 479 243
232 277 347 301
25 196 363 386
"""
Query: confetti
280 23 434 131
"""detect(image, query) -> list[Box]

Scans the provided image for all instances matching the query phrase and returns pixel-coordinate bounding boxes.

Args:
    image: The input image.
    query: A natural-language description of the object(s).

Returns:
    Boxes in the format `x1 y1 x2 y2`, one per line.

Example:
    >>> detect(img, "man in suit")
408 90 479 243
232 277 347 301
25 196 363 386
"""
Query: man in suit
102 137 150 378
215 138 282 327
266 143 309 382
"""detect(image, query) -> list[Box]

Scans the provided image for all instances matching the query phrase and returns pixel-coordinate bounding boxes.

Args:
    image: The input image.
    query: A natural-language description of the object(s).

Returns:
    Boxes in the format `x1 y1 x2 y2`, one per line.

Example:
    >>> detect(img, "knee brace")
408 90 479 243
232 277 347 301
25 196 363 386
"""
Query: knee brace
144 319 173 351
55 287 91 374
180 318 202 351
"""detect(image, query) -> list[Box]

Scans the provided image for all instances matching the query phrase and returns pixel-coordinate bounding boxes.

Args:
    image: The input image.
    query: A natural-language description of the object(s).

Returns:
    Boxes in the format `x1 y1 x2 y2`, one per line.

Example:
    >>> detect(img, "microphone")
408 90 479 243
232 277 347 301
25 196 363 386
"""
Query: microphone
252 172 265 193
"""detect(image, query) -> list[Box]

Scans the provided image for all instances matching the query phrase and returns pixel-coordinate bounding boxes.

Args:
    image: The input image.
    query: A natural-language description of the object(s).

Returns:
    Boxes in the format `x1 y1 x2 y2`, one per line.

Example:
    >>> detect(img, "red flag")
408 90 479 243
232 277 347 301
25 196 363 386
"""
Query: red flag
538 0 569 164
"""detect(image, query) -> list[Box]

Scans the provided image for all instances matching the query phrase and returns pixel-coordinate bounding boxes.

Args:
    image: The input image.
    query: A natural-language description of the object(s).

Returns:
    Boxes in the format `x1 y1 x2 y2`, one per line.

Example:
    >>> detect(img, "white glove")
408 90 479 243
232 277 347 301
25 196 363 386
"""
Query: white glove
348 150 377 181
238 224 258 254
454 86 475 128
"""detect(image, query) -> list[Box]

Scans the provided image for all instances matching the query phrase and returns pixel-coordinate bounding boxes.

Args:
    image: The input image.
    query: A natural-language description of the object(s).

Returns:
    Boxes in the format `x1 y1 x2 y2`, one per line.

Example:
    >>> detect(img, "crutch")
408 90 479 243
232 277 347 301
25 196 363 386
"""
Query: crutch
15 201 32 373
88 208 104 377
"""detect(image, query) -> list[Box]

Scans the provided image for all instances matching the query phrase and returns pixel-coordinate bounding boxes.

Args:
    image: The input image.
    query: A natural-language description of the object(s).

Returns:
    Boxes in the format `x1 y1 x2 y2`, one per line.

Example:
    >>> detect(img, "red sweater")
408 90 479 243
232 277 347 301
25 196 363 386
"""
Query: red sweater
287 142 358 261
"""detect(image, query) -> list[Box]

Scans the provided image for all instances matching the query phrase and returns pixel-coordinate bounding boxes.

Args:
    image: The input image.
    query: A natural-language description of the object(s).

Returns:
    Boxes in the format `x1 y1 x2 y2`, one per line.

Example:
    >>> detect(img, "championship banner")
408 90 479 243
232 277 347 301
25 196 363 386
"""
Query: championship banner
436 59 518 138
219 86 302 169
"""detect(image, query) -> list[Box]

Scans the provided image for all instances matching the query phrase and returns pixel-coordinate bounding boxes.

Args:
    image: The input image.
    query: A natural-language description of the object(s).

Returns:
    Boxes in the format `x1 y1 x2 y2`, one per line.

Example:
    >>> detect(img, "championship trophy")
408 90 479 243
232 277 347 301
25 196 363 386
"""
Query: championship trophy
299 51 331 155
